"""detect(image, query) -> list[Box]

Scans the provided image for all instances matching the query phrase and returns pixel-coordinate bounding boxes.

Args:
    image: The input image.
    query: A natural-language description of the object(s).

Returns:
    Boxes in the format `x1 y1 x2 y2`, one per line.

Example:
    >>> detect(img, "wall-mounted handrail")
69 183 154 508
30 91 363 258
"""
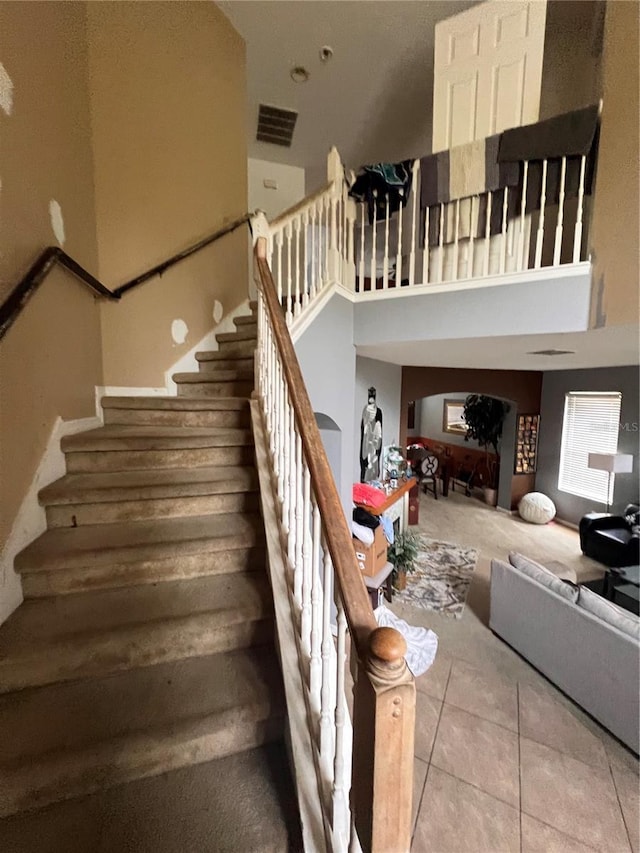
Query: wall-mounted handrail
0 212 252 343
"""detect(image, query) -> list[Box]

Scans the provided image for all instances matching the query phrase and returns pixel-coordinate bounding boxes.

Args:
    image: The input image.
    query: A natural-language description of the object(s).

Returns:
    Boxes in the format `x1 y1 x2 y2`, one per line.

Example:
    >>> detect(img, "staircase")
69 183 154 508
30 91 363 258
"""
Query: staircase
0 305 302 850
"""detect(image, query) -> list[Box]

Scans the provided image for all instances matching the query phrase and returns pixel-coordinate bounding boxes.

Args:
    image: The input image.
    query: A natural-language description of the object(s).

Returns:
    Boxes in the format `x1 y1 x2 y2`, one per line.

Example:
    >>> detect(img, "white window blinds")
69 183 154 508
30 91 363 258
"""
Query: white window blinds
558 392 622 503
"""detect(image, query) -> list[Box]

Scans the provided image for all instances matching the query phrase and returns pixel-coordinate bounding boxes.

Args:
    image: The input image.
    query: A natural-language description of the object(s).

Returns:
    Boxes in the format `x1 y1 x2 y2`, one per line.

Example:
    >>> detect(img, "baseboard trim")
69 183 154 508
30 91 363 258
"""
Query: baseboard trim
0 415 101 627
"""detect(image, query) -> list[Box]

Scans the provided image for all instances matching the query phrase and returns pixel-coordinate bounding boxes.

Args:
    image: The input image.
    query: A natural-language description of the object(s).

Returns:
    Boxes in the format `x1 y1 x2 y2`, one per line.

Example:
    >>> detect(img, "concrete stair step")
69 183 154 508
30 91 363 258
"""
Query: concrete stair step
16 512 265 596
62 425 254 472
0 647 283 817
216 327 257 343
102 395 250 427
40 467 259 527
0 572 274 694
0 743 301 852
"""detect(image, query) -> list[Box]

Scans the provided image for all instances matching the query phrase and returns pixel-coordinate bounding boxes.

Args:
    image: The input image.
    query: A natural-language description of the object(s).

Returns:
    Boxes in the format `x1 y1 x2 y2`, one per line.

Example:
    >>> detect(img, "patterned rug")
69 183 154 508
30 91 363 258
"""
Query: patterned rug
395 536 479 618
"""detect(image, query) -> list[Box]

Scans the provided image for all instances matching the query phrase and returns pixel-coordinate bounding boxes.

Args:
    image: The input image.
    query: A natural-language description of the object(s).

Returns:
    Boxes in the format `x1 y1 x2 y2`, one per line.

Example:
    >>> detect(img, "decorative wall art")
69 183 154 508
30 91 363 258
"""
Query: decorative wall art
360 386 383 482
442 399 468 435
514 414 540 474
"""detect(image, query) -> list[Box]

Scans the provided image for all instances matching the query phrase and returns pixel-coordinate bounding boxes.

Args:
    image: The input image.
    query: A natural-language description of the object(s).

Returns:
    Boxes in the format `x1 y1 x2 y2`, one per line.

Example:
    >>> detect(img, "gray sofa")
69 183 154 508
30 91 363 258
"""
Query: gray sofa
490 554 640 753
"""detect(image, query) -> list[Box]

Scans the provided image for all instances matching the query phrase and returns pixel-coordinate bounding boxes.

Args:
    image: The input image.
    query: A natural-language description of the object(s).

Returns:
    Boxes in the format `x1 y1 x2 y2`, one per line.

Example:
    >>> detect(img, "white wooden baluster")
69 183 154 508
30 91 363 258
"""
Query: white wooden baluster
500 187 509 274
309 500 322 712
422 205 430 284
319 540 336 779
300 464 312 655
358 204 365 292
276 230 284 307
342 182 349 280
268 336 276 457
294 216 301 316
287 402 296 560
437 203 445 283
573 155 587 262
395 189 403 287
285 222 293 324
370 192 378 288
534 159 548 269
383 195 390 290
483 192 492 277
302 210 310 307
324 196 330 286
276 360 285 502
310 205 317 299
467 196 476 278
518 161 529 271
452 198 460 281
315 201 322 290
330 186 338 282
294 431 304 605
346 198 356 290
409 159 419 286
281 382 291 527
553 156 567 266
332 592 350 849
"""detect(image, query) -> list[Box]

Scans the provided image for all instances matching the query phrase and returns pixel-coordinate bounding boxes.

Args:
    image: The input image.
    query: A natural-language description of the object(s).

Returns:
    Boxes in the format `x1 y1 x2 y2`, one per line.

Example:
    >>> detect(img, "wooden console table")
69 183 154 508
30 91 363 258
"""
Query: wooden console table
355 477 417 531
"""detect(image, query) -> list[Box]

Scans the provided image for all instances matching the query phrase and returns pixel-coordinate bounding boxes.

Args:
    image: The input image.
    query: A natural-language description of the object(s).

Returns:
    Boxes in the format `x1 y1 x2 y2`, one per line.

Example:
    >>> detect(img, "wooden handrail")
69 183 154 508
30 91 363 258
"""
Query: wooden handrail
0 213 251 343
268 182 334 230
255 241 376 652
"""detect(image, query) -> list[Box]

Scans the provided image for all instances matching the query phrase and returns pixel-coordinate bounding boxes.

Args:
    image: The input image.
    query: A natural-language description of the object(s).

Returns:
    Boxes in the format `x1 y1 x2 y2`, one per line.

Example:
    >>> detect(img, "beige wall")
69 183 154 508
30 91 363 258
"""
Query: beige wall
588 0 640 328
0 3 102 561
87 2 248 387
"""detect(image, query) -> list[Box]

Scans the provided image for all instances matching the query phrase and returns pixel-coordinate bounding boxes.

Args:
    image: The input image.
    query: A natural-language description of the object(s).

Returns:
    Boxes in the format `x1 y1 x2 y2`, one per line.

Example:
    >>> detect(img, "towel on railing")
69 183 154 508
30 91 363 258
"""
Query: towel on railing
348 161 413 225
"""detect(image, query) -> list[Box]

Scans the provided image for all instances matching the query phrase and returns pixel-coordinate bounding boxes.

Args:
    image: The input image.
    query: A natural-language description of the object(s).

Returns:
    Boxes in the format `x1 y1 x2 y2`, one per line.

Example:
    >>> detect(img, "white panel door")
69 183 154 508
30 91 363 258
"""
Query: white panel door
432 0 547 151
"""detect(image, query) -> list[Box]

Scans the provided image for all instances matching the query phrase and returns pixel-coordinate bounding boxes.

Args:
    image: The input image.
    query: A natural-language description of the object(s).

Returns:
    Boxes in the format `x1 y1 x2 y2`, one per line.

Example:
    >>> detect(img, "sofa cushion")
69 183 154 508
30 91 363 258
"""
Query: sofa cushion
508 552 579 603
597 529 632 546
578 587 640 640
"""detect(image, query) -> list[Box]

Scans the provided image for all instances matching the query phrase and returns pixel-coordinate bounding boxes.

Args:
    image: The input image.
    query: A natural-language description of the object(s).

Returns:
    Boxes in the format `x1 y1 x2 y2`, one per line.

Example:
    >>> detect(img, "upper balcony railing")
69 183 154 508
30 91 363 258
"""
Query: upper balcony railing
253 105 598 320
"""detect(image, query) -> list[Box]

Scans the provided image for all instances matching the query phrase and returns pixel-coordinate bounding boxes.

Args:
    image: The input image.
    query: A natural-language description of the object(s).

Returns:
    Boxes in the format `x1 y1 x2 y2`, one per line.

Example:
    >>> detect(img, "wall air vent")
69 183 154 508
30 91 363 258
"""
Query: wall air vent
527 349 576 356
256 104 298 147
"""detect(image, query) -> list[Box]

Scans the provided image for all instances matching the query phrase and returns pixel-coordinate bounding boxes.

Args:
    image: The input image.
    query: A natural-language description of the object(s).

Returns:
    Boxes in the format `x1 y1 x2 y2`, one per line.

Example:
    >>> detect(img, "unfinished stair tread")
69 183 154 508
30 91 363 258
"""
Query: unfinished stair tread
216 328 257 343
0 645 283 766
101 396 249 411
0 743 302 853
39 466 258 506
61 425 253 452
234 314 258 326
172 370 253 383
0 572 272 650
16 512 264 573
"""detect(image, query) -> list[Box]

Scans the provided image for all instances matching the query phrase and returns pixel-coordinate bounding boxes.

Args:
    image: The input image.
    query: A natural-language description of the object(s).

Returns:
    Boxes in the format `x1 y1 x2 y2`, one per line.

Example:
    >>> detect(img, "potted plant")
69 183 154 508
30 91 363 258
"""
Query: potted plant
388 529 420 590
462 394 510 506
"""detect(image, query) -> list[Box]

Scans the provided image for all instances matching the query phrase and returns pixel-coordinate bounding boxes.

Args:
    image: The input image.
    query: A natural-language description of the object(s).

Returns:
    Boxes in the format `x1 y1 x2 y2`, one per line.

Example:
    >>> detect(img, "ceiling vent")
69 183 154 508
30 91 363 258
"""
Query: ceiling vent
527 349 576 356
256 104 298 147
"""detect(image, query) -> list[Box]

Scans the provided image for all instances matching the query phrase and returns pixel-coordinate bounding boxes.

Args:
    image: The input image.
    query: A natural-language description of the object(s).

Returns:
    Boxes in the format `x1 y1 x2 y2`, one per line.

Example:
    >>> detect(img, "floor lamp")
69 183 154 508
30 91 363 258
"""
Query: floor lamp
587 452 634 513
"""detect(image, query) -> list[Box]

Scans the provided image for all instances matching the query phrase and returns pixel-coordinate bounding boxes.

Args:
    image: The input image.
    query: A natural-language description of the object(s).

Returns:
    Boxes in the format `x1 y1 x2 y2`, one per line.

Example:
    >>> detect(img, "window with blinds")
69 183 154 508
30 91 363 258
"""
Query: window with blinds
558 392 622 502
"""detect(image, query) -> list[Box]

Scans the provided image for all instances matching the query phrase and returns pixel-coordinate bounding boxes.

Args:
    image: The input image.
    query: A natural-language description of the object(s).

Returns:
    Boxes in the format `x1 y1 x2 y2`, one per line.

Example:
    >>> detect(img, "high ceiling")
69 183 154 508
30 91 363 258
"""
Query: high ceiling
218 1 477 189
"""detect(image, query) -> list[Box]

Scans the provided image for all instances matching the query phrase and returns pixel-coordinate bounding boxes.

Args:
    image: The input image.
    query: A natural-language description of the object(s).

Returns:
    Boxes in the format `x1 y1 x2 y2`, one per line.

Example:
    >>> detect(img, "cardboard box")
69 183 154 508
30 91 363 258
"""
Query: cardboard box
353 525 388 577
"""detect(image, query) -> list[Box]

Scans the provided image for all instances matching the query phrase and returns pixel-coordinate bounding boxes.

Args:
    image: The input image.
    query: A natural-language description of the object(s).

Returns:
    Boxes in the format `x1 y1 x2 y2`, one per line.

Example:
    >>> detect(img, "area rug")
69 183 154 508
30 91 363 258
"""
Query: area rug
394 536 479 618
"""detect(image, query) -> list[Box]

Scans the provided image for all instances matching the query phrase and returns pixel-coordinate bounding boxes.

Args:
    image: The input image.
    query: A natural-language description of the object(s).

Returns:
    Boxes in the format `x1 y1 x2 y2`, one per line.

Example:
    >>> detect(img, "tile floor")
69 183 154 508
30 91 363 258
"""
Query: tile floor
396 491 639 853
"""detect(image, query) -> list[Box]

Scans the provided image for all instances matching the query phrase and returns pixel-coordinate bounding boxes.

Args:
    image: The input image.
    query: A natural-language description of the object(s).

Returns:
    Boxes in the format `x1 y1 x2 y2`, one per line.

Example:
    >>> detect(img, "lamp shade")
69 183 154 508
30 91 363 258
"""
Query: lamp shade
588 452 634 474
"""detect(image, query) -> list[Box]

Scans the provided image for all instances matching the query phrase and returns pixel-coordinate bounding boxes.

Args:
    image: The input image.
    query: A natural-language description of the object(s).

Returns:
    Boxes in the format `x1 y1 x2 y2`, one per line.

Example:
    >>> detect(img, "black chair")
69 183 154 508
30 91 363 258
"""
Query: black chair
420 454 440 500
579 503 640 567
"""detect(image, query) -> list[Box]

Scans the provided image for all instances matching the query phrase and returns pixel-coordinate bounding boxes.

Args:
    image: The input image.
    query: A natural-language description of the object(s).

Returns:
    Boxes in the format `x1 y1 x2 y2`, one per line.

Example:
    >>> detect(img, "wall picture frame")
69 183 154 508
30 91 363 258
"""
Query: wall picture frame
442 399 468 436
514 413 540 474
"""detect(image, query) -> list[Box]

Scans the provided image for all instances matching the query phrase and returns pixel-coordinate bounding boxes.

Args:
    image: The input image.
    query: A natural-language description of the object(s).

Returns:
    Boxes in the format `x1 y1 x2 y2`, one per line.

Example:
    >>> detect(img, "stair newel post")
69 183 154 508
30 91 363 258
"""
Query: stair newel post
293 430 304 605
409 159 420 287
309 498 322 713
534 159 548 269
286 221 293 325
553 155 567 266
327 145 342 285
351 627 416 853
302 209 310 307
573 155 586 262
382 195 390 290
301 463 313 655
319 537 337 780
331 588 351 850
395 189 404 287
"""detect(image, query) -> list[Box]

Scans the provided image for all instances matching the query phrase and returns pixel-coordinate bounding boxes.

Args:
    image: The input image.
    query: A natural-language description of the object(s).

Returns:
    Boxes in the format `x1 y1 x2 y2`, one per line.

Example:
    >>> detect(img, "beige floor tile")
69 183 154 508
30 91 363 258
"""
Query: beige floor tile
611 763 640 853
415 651 451 701
412 765 520 853
444 658 518 731
412 757 428 835
414 691 442 762
430 703 520 808
518 682 609 769
520 736 631 853
521 814 598 852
